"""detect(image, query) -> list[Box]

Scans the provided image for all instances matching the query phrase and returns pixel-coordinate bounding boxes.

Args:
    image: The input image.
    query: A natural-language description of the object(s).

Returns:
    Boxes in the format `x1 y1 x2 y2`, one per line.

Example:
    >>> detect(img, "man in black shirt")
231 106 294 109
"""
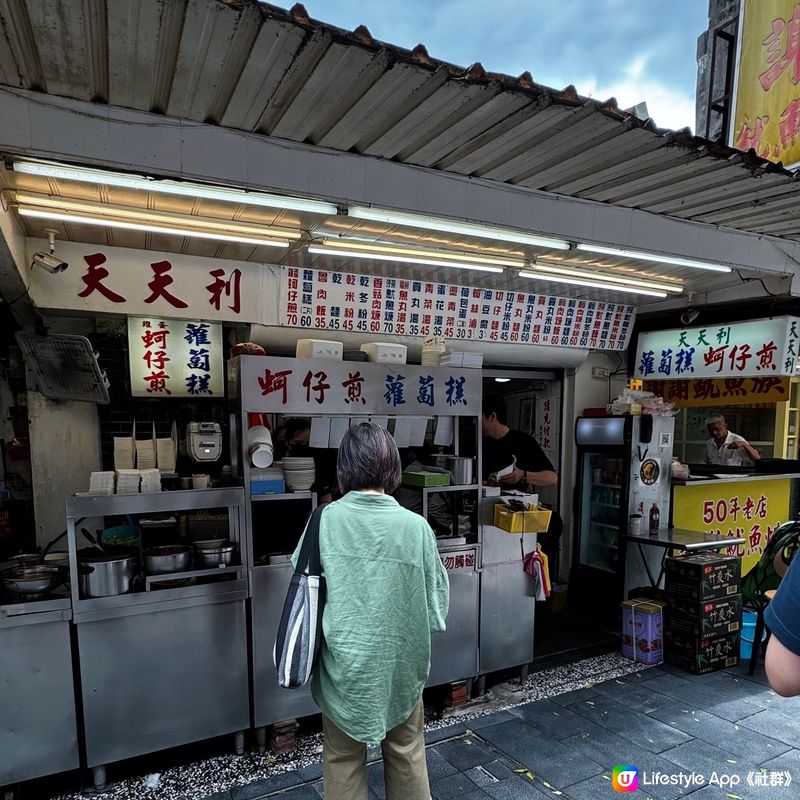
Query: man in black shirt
481 393 557 490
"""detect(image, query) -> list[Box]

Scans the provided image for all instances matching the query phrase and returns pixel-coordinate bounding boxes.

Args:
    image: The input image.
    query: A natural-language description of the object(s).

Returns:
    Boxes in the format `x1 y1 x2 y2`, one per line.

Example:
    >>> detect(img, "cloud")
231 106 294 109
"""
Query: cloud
304 0 704 132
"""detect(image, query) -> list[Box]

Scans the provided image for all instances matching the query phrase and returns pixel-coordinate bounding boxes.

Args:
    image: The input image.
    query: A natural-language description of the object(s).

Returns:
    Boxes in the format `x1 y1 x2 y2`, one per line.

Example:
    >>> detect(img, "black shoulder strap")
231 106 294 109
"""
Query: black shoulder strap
295 505 325 575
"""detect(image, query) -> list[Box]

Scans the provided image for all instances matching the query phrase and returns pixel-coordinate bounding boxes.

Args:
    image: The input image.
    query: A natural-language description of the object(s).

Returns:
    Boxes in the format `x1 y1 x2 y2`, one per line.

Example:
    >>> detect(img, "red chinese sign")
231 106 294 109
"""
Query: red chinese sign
733 2 800 167
128 317 223 398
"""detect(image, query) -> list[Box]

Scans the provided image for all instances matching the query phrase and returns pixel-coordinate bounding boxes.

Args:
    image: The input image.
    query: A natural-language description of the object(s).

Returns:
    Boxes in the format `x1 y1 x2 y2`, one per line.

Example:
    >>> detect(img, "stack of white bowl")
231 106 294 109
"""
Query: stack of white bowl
281 458 316 491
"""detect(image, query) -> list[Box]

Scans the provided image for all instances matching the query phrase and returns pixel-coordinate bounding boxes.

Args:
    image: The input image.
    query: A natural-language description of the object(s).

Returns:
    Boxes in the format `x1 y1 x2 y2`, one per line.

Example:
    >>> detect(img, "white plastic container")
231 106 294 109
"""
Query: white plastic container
360 342 408 365
296 339 343 360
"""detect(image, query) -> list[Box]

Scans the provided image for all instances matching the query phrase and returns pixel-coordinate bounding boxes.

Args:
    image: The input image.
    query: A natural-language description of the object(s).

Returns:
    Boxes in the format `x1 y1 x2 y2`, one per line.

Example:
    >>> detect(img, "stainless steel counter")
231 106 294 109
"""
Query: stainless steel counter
0 594 80 785
65 489 250 789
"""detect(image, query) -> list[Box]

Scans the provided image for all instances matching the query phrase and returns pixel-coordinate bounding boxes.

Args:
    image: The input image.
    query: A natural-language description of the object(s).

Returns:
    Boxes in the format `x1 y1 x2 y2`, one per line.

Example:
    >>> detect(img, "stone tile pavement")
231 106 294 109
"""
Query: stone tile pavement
201 661 800 800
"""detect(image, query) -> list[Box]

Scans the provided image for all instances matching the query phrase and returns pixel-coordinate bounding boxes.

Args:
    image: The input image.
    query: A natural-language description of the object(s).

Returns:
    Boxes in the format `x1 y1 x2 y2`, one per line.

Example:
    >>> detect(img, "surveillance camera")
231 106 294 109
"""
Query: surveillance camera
31 251 68 274
680 308 700 326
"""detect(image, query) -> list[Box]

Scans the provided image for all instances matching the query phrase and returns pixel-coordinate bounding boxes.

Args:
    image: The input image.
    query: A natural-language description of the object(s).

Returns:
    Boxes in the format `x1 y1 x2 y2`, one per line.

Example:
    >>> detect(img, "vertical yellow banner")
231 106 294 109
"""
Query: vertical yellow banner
733 1 800 167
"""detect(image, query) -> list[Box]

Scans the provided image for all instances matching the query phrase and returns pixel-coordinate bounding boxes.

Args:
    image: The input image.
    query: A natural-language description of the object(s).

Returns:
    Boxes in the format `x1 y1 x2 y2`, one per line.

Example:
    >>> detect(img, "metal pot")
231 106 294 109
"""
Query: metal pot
1 565 62 596
192 539 238 569
143 545 191 575
445 457 474 485
78 546 138 598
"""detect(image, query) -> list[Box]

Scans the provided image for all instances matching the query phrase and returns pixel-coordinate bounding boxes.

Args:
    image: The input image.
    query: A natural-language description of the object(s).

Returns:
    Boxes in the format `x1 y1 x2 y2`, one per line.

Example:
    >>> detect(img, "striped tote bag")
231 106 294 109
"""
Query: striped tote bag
275 506 326 689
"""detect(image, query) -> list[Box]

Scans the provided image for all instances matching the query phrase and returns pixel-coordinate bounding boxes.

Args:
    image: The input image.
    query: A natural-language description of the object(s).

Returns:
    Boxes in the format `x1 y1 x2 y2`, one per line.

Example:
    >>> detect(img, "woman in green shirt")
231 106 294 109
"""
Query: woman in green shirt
293 422 450 800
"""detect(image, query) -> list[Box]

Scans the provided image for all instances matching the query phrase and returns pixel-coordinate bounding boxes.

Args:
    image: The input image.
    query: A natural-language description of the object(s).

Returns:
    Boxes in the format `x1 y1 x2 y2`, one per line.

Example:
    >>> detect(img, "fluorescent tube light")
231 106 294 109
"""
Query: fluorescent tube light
13 160 339 216
308 245 504 274
19 208 291 247
518 270 667 298
575 243 731 273
348 205 570 250
318 238 523 268
16 193 302 240
532 262 683 293
494 378 511 383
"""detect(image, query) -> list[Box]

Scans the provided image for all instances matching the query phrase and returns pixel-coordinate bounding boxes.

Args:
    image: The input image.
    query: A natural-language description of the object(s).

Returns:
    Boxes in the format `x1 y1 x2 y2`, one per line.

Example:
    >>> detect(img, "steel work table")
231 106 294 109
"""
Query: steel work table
625 527 746 589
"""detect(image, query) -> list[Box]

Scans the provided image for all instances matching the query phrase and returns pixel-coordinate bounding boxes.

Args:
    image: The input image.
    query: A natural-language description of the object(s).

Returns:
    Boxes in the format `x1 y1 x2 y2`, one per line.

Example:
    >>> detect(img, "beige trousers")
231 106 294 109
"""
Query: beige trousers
321 698 430 800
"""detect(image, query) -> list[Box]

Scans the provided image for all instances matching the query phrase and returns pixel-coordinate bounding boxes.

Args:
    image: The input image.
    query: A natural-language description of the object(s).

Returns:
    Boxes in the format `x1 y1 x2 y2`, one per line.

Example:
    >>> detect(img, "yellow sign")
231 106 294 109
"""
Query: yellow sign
644 376 789 407
673 479 791 576
732 1 800 167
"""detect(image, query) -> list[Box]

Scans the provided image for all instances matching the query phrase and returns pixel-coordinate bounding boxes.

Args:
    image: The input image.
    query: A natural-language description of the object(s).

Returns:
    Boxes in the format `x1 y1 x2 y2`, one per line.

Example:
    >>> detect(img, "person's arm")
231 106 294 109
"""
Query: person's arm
766 635 800 697
732 436 760 461
422 523 449 632
765 556 800 696
499 433 557 487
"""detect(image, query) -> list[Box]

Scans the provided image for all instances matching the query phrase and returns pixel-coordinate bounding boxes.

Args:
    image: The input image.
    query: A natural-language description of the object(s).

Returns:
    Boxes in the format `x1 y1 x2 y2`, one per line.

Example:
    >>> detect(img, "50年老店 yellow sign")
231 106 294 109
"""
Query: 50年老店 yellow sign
732 1 800 167
673 479 791 576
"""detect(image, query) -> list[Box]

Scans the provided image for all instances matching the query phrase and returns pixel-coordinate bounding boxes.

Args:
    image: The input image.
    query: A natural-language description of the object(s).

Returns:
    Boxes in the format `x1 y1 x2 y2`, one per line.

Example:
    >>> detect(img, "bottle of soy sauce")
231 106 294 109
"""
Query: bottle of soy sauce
649 503 660 535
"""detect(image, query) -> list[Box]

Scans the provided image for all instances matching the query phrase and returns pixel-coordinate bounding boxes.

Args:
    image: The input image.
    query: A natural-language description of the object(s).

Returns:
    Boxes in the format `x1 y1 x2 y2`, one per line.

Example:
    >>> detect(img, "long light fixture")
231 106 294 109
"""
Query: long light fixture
347 205 570 251
518 270 667 298
532 262 683 294
12 160 340 216
309 240 508 274
19 208 292 248
575 243 731 273
16 193 302 241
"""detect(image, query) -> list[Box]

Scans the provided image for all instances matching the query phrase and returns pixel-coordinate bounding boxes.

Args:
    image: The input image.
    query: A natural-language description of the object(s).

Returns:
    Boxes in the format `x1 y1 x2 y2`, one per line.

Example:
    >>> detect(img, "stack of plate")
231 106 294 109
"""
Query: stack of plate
115 469 141 494
113 437 134 470
281 458 316 491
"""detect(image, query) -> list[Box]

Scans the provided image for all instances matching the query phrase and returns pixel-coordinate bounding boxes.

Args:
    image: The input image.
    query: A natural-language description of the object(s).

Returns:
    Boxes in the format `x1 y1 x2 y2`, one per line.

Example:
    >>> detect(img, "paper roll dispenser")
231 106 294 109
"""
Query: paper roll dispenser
187 422 222 462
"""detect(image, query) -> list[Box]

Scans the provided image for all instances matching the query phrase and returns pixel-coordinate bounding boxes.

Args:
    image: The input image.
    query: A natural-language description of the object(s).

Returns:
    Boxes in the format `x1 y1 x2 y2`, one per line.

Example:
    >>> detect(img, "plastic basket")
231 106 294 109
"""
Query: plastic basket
494 504 552 533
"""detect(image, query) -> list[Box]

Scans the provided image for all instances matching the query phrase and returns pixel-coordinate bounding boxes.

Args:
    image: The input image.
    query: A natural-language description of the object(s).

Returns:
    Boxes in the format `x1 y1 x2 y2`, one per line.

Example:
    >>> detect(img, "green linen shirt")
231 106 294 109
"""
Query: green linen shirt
291 491 450 743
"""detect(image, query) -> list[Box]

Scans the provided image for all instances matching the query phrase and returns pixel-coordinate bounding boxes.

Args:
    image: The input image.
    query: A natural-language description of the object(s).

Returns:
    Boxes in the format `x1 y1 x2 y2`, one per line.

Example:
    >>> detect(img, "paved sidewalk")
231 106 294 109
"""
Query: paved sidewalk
206 662 797 800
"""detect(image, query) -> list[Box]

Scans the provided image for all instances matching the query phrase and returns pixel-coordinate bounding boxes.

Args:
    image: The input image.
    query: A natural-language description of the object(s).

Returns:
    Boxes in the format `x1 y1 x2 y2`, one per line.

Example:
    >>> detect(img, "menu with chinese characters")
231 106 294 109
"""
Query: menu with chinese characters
236 356 479 416
128 317 224 397
281 268 634 350
635 317 800 380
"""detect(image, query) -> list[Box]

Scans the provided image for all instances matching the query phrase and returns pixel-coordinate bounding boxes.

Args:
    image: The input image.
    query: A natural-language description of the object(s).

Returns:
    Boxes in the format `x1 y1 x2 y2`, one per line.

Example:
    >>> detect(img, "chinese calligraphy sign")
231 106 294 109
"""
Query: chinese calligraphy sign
128 317 223 398
635 317 800 379
236 355 478 416
733 1 800 167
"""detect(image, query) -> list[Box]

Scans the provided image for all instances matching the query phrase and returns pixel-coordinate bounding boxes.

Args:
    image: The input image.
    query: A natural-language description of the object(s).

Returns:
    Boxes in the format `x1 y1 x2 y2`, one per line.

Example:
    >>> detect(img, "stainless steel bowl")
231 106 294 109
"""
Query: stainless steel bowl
2 565 61 595
143 545 191 575
192 540 238 569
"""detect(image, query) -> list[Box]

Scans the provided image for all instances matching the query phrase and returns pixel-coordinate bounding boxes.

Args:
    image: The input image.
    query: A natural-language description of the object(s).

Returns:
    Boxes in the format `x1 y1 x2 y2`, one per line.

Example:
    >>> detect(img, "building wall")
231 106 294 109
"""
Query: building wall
695 0 741 140
26 317 102 547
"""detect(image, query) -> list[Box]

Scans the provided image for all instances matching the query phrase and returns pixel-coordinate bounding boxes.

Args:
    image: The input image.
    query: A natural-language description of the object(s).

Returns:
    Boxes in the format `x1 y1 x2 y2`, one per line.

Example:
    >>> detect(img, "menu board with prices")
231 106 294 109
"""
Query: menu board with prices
128 317 224 397
281 268 634 351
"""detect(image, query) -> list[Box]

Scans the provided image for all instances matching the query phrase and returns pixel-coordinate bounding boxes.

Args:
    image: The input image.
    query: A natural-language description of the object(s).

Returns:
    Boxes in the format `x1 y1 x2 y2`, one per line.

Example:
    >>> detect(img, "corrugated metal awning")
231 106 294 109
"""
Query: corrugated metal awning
2 0 799 243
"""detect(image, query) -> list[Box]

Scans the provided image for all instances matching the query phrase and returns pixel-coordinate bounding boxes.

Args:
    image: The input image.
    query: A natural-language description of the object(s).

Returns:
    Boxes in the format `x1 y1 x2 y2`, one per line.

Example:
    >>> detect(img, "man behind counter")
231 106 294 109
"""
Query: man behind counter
705 414 760 467
481 393 558 490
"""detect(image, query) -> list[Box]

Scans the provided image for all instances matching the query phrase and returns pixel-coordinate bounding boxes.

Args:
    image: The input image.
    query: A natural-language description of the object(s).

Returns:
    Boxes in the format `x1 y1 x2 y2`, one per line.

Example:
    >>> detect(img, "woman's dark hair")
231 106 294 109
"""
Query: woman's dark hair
337 422 402 494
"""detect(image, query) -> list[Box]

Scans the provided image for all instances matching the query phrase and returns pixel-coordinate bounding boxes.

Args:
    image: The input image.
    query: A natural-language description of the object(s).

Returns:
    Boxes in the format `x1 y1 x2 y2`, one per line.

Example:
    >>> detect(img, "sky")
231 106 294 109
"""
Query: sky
305 0 709 132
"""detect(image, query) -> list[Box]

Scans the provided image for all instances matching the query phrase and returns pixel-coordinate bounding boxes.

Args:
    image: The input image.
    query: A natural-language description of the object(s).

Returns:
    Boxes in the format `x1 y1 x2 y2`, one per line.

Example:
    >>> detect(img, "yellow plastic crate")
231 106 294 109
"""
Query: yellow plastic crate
493 503 552 533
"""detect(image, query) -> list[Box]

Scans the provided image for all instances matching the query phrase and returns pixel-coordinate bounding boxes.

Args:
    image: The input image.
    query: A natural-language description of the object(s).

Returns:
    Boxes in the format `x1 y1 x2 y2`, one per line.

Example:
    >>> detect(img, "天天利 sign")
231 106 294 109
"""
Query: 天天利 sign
128 317 224 397
634 317 800 380
280 267 634 351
